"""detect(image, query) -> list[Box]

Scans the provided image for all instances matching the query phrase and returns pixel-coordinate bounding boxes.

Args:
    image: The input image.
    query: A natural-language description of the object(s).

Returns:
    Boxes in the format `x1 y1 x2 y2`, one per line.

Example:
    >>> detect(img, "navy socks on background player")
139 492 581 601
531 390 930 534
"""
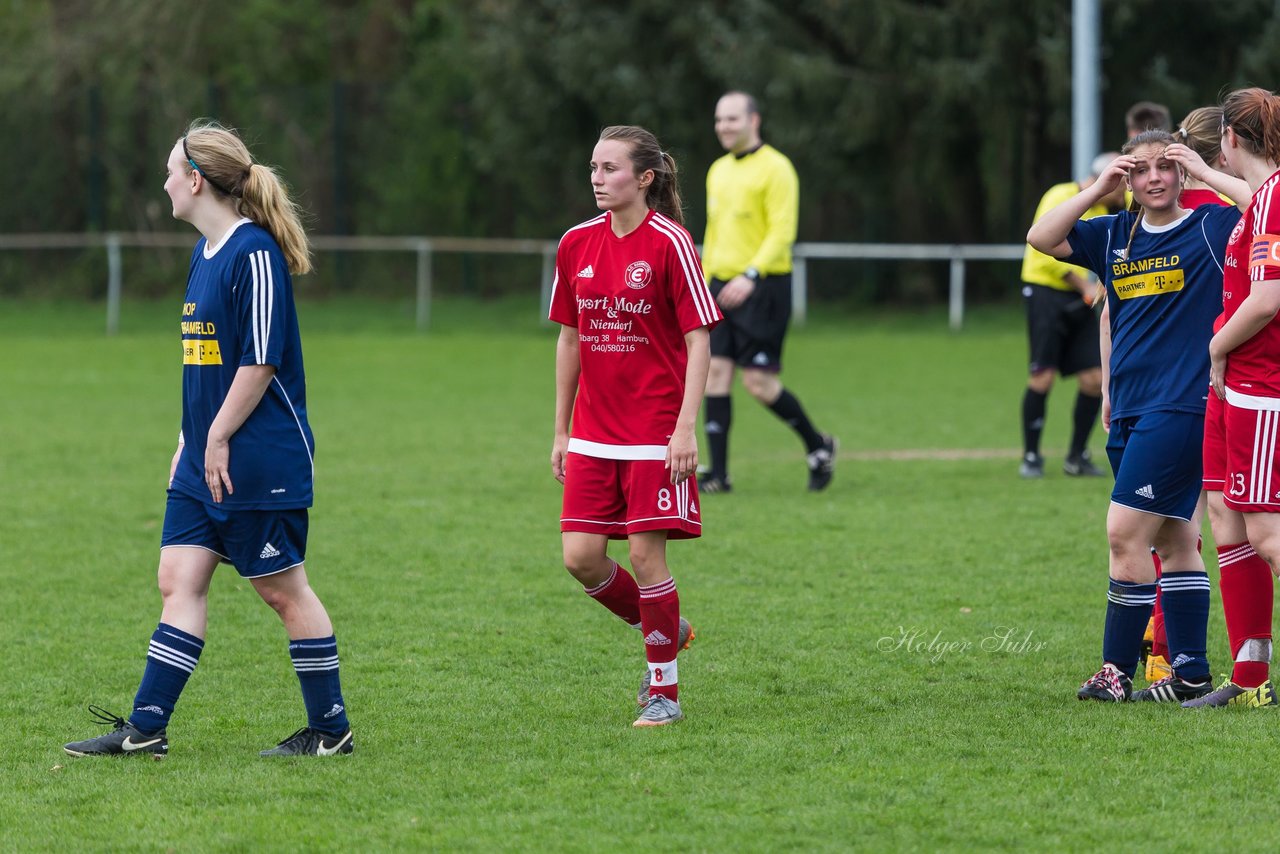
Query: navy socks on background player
705 395 731 482
1021 387 1099 466
1102 580 1157 679
768 389 825 454
1021 389 1047 460
706 388 825 484
289 636 350 736
1069 392 1101 460
130 623 204 735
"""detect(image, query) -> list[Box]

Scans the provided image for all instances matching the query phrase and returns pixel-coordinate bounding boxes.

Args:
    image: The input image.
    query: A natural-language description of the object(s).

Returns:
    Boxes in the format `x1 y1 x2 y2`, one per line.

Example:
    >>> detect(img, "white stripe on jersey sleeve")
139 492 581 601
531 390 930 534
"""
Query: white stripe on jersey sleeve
1253 175 1280 282
250 250 263 363
264 250 275 360
649 212 717 323
249 249 275 365
648 213 719 326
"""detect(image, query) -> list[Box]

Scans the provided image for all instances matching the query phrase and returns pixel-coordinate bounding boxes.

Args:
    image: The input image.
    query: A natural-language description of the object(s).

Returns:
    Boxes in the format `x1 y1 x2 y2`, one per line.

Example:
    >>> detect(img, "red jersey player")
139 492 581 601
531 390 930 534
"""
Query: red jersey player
549 125 721 727
1183 88 1280 708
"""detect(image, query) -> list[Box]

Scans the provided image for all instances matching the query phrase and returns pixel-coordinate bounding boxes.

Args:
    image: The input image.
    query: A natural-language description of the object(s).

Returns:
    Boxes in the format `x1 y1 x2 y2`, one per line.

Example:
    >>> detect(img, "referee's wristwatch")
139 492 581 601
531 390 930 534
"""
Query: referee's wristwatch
743 266 761 283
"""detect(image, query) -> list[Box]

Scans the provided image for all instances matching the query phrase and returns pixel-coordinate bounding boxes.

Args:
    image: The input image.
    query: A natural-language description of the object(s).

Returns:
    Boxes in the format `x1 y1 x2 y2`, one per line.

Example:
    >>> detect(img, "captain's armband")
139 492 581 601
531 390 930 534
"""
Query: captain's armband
1249 234 1280 273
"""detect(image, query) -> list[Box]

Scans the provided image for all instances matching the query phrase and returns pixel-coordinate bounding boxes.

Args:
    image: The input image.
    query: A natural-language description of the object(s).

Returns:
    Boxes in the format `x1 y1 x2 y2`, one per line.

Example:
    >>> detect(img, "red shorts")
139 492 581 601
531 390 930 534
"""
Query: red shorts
1223 388 1280 512
561 452 702 540
1202 389 1225 492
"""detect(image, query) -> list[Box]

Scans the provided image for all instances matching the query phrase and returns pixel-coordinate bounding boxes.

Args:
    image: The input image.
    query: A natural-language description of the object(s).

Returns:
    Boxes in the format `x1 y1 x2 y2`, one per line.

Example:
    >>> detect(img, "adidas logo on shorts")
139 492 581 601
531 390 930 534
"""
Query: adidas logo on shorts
1135 484 1155 500
259 542 282 559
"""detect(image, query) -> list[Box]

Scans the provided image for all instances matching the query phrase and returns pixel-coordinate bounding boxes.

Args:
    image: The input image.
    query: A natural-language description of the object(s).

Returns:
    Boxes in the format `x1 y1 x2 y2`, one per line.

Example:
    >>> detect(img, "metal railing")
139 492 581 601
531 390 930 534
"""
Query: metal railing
0 232 1024 333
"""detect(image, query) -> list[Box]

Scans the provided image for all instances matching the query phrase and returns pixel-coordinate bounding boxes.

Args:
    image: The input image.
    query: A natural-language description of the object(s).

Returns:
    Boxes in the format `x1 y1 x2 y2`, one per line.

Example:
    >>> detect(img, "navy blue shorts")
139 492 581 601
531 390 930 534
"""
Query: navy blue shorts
1106 411 1204 521
161 489 309 578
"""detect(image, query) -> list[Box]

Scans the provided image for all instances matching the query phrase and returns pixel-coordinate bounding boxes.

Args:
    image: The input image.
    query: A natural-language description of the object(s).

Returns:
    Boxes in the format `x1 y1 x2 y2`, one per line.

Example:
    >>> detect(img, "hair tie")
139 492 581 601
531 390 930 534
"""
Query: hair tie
182 135 237 197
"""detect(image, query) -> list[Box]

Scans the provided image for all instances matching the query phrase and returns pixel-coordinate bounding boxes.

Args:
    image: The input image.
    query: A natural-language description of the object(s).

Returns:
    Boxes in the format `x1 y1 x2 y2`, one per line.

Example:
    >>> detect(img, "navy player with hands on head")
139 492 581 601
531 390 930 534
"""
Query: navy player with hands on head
1028 130 1246 704
64 121 353 758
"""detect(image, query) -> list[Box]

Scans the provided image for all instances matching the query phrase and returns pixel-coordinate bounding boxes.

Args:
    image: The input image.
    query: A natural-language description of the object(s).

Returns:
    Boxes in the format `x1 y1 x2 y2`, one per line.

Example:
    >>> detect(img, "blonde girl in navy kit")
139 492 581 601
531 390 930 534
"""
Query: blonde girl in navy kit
64 121 353 758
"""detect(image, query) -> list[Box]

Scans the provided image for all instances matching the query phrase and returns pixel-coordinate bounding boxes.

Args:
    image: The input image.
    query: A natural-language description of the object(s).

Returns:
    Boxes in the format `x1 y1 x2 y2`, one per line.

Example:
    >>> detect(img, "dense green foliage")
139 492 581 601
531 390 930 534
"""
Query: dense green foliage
3 301 1267 850
5 1 1280 300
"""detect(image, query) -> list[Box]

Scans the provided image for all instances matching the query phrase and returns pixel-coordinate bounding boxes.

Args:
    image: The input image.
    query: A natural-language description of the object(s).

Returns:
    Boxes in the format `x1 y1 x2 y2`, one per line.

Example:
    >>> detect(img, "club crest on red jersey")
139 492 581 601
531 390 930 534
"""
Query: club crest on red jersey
1229 216 1247 245
625 260 653 289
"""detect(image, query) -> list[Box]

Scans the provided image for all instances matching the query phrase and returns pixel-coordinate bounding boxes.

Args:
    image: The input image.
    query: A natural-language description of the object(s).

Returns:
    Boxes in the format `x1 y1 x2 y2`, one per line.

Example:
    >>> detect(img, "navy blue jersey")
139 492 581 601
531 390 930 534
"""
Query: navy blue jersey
1067 205 1239 418
171 219 314 509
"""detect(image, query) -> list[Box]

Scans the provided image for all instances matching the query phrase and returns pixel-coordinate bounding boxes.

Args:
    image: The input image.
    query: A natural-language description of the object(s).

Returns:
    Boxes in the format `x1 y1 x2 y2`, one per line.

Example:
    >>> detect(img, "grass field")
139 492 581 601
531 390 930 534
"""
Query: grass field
0 298 1267 852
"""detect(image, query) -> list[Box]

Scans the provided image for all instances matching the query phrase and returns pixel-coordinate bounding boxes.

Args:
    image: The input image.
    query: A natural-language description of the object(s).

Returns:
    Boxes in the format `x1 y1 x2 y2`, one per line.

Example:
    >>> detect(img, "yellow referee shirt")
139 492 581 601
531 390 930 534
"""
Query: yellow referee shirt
702 144 799 280
1021 181 1108 291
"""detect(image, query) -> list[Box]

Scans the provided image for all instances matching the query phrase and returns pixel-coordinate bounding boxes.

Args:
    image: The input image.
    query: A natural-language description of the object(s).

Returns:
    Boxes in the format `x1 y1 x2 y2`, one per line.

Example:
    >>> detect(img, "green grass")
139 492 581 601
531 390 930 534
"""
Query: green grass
0 298 1259 851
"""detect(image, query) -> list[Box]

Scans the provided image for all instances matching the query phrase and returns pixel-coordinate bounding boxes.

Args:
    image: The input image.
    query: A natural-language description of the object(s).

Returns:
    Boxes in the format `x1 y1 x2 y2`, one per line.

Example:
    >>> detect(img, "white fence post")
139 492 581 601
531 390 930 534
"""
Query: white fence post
540 245 556 323
415 239 432 332
948 254 965 332
106 233 122 336
792 252 807 326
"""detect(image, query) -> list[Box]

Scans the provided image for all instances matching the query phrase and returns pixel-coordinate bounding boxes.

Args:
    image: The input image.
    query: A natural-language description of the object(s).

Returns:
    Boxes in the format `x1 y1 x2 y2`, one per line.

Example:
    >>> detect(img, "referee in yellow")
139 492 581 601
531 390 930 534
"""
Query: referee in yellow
701 91 836 493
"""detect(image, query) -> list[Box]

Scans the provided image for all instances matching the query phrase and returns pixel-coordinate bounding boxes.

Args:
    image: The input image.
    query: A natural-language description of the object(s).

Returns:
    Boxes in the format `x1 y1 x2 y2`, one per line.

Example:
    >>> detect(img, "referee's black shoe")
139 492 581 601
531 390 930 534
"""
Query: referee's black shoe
807 434 838 491
699 475 732 494
1063 450 1105 477
260 726 354 757
63 705 168 757
1019 452 1045 479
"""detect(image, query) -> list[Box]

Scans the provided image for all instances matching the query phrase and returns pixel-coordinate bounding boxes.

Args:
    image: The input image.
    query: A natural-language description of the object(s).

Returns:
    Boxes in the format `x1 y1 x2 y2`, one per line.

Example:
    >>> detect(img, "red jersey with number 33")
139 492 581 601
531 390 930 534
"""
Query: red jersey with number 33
549 209 721 455
1223 170 1280 393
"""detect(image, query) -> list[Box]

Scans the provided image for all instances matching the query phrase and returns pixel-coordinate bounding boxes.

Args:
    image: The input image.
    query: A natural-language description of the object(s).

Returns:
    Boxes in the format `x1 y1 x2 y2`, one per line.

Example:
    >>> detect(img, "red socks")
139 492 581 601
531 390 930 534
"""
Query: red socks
584 564 683 700
1218 542 1273 688
639 578 681 700
1151 550 1168 660
584 561 641 627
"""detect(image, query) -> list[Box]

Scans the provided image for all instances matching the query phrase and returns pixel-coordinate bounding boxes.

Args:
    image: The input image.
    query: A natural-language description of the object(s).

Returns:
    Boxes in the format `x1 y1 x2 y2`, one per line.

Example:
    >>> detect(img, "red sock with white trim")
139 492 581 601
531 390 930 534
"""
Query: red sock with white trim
1150 551 1168 660
584 561 641 627
639 577 681 701
1218 541 1273 688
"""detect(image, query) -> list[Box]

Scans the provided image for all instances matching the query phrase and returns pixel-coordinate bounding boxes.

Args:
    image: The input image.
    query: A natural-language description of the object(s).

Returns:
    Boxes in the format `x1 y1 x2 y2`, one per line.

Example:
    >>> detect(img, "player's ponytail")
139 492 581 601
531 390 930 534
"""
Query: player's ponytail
181 120 313 275
1263 94 1280 165
239 162 313 275
1176 107 1224 167
599 125 685 225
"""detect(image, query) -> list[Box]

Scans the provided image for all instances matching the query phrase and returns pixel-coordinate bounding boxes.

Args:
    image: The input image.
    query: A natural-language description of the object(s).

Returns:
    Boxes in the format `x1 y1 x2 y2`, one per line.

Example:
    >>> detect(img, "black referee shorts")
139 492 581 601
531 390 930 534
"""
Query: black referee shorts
709 274 792 371
1023 283 1101 376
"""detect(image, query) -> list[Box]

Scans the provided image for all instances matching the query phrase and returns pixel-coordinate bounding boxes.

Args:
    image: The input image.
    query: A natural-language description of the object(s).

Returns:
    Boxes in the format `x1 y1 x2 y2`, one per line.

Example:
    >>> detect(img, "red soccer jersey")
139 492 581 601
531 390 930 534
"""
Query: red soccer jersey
1223 170 1280 393
1180 188 1231 209
549 209 721 456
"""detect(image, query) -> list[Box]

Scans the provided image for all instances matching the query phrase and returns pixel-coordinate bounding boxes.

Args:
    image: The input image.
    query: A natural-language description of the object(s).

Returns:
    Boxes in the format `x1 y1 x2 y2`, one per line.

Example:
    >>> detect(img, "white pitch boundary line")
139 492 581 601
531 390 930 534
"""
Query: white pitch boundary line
847 448 1018 462
745 448 1021 463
